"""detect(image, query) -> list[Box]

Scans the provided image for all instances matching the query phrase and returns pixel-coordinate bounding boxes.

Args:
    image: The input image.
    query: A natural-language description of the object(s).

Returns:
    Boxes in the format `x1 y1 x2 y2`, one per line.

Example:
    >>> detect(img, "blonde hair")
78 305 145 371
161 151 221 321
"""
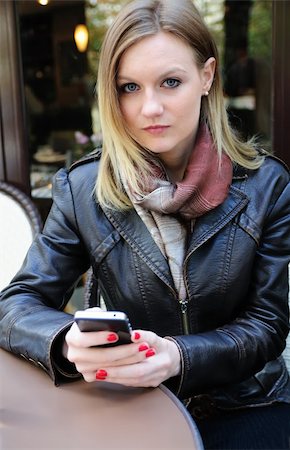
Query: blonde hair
96 0 264 210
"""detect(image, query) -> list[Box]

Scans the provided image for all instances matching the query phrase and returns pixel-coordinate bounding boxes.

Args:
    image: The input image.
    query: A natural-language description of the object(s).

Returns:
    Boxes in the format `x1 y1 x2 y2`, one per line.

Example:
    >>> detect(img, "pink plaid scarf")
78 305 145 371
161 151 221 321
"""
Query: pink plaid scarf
125 125 232 299
134 124 233 220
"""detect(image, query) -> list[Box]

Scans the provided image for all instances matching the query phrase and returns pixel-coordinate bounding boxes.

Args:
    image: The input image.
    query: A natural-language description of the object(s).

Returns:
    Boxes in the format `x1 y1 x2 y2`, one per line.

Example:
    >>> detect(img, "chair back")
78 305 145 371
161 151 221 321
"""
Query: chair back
0 181 42 291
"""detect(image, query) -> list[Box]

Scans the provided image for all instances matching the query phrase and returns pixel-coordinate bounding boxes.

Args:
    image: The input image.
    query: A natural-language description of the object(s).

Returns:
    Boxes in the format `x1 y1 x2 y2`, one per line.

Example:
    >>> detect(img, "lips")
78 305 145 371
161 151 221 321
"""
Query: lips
143 125 170 135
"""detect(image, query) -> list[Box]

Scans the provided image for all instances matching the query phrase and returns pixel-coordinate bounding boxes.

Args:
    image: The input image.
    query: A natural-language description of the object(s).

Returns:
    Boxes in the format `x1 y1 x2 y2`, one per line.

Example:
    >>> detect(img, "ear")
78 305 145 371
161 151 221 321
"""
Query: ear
201 57 216 93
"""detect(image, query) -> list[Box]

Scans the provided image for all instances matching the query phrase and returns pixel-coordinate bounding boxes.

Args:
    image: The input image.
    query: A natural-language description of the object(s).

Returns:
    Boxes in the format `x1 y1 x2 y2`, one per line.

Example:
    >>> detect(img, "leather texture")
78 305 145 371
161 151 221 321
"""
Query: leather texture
0 152 289 412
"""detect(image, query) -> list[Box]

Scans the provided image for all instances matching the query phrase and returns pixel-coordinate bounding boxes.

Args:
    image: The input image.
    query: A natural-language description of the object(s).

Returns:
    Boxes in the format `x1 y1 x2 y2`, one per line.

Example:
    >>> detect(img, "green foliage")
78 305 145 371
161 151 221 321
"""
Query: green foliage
248 0 272 61
194 0 225 59
85 0 129 77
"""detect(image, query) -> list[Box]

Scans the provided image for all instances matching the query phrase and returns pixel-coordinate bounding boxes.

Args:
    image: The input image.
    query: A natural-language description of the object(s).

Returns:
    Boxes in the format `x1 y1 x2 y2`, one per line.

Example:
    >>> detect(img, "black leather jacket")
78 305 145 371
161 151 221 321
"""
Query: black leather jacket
1 152 289 414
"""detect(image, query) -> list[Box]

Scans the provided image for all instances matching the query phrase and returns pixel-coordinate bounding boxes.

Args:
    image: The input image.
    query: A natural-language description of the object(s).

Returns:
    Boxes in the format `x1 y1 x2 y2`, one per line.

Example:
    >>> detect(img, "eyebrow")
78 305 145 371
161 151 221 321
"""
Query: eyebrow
117 67 188 82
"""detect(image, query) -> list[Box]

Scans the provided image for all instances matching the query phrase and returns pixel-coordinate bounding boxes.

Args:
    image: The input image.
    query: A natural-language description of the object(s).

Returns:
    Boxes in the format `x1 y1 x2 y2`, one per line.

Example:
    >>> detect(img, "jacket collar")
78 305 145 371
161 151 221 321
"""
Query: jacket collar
186 185 248 255
232 163 249 180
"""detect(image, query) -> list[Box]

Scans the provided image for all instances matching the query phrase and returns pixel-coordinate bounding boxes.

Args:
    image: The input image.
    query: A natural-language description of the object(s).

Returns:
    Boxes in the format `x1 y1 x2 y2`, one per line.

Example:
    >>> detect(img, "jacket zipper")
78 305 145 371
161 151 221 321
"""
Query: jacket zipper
178 218 196 335
180 246 194 335
166 281 190 335
179 298 189 334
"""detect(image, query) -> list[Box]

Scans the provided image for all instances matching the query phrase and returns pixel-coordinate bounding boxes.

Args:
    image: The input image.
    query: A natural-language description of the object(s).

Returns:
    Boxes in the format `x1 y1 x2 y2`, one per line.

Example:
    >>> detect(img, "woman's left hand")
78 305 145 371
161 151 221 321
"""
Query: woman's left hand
96 330 181 388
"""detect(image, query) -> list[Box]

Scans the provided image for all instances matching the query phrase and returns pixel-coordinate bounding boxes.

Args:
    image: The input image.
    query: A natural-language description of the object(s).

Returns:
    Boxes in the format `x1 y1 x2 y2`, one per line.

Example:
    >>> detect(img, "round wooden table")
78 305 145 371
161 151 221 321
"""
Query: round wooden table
0 349 204 449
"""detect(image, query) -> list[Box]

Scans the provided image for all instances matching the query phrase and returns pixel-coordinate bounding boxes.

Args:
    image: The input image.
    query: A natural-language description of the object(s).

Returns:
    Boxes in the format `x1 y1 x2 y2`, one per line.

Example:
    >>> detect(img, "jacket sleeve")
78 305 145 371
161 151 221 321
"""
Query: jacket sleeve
0 168 90 384
172 170 290 399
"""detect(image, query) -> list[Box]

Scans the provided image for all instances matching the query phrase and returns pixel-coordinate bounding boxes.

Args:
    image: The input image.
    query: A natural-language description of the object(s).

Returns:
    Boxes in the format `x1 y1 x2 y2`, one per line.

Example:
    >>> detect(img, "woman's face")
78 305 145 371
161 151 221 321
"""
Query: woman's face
117 32 215 163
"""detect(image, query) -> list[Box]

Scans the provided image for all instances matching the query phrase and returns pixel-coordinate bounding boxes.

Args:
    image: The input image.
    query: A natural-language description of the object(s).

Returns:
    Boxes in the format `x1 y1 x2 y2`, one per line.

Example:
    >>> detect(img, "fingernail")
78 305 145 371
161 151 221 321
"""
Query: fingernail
145 348 155 358
96 369 107 380
139 343 149 352
107 333 118 342
134 332 141 340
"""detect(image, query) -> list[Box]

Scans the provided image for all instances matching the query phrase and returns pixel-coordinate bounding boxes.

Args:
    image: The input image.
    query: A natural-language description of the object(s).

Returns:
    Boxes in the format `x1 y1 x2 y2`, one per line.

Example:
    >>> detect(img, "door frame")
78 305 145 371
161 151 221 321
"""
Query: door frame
0 0 29 193
272 0 290 167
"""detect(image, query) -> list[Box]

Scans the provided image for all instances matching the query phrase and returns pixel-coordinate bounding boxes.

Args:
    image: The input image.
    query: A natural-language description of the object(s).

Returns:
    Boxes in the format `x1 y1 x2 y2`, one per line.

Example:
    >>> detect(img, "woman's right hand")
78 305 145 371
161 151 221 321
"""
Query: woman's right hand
63 321 153 382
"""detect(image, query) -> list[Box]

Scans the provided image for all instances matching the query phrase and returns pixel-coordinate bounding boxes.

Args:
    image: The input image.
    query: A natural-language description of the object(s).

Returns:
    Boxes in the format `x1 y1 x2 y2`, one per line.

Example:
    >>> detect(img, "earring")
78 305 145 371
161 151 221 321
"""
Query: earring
204 90 209 96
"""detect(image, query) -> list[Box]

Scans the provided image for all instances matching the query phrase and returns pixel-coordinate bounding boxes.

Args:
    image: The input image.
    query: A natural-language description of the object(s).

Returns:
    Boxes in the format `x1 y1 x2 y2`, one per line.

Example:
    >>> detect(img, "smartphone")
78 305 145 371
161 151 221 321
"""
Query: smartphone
74 309 132 346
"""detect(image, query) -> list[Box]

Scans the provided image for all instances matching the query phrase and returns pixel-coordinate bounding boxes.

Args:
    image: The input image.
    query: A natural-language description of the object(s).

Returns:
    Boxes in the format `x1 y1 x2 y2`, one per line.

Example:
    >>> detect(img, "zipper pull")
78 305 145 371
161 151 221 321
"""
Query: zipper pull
179 298 188 314
179 299 189 335
190 219 196 233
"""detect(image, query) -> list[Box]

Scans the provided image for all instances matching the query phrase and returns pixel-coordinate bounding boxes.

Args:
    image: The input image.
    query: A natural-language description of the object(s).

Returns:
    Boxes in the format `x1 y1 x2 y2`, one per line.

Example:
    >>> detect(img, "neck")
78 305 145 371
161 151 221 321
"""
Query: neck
159 150 192 183
164 164 187 183
157 130 198 183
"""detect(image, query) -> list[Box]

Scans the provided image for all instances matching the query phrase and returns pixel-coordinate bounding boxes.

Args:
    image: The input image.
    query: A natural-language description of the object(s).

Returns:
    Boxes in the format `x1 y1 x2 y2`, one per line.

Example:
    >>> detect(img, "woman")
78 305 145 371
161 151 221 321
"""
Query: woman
1 0 289 448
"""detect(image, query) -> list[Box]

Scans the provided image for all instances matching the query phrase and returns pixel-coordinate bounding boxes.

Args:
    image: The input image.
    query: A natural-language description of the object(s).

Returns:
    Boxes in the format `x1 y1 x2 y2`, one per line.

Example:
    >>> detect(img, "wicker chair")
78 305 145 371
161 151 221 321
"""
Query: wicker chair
0 181 42 292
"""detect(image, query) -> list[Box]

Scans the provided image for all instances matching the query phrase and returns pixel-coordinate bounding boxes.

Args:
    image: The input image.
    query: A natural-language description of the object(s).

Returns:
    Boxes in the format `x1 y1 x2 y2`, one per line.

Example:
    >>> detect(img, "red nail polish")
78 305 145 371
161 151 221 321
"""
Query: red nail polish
107 333 118 342
139 343 149 352
134 331 141 340
145 349 155 358
96 369 107 380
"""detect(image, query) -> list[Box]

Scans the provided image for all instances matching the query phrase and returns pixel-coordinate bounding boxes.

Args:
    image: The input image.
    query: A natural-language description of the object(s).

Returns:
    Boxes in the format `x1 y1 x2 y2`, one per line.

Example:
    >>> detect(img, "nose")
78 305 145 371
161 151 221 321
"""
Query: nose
141 91 163 118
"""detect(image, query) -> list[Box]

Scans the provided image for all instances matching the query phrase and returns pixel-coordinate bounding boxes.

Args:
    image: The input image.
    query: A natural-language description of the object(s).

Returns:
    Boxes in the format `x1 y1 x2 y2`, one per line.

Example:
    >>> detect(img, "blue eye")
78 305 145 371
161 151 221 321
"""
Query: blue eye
121 83 138 93
163 78 181 88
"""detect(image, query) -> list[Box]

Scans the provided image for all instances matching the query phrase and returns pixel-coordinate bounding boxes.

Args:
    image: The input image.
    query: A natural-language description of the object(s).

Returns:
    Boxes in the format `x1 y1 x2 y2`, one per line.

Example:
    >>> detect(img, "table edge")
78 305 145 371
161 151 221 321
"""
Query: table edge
159 384 204 450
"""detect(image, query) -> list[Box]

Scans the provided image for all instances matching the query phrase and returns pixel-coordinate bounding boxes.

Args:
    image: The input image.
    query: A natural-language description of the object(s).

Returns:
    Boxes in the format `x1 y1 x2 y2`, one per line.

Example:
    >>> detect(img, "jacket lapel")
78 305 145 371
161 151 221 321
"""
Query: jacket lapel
187 185 249 255
102 183 249 288
102 207 175 289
